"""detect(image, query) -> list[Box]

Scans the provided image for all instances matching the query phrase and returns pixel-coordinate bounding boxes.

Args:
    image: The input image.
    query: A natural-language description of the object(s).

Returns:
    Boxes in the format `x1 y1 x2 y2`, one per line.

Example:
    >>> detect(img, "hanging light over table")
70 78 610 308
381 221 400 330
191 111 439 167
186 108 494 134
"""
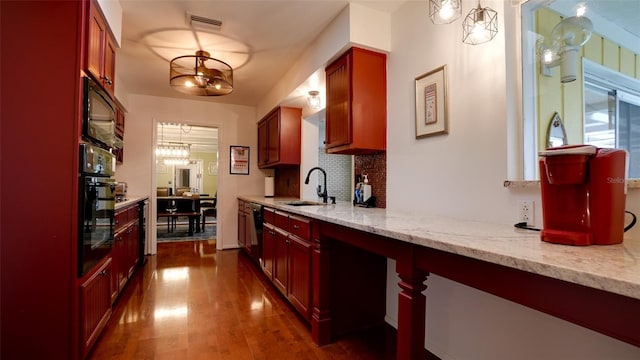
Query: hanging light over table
170 50 233 96
462 2 498 45
429 0 461 24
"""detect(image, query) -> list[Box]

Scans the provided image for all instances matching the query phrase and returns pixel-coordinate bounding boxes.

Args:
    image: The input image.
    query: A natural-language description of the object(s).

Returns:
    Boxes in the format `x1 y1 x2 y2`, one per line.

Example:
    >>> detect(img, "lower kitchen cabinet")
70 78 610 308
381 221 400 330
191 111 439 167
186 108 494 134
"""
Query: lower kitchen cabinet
79 257 113 358
114 204 140 296
261 206 313 320
273 226 289 294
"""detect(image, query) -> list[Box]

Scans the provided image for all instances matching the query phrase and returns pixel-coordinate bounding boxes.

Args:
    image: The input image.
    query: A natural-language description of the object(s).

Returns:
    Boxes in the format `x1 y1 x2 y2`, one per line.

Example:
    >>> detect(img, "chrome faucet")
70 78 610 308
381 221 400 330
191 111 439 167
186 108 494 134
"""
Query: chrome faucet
304 166 328 203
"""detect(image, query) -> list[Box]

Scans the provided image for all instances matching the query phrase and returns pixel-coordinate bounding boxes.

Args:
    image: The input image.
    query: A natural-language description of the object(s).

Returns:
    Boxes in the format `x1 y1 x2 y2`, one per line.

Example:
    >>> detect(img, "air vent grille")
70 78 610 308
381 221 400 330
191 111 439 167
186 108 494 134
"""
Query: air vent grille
186 12 222 30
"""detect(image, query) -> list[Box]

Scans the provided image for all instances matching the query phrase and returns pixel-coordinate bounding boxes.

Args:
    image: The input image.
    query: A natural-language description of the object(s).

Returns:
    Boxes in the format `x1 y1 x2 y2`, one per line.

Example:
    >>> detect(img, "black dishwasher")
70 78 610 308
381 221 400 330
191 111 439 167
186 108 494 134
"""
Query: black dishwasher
248 203 263 264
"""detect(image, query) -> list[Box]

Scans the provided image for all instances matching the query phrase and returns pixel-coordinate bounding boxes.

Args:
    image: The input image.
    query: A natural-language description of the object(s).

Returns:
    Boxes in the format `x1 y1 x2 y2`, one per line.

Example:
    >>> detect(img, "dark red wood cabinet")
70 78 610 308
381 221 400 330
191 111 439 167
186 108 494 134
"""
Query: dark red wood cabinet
114 203 140 297
86 0 116 97
257 106 302 168
79 258 113 358
325 47 387 154
237 200 254 254
261 207 313 320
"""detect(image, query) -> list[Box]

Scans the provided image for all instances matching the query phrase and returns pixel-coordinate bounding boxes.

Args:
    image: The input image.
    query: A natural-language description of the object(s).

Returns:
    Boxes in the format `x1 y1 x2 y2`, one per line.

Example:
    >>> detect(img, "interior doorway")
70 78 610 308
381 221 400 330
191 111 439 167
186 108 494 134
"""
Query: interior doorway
155 122 218 246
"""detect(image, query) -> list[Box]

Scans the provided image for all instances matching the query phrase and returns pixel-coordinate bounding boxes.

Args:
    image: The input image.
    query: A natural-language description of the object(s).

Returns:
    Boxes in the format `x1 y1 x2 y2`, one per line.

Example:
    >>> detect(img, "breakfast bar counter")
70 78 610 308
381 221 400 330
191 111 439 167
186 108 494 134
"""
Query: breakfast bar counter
239 195 640 359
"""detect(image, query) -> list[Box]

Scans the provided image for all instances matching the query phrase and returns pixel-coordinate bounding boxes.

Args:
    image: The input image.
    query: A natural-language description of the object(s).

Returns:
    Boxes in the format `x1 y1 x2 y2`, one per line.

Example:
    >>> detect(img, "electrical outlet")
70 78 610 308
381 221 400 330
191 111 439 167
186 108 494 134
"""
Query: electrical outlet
519 200 534 226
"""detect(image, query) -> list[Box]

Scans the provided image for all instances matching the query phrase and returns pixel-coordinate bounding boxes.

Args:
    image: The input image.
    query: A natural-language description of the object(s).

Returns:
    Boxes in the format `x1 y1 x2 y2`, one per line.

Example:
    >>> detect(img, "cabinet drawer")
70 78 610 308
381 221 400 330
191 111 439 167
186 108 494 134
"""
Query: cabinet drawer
114 209 127 230
263 207 275 224
127 206 138 222
288 215 310 241
274 211 289 229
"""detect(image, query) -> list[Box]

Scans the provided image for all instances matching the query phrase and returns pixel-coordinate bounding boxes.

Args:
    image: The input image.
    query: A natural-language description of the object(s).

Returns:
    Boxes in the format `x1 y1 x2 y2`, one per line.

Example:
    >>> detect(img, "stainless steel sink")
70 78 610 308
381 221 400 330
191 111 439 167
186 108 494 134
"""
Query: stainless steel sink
282 200 326 206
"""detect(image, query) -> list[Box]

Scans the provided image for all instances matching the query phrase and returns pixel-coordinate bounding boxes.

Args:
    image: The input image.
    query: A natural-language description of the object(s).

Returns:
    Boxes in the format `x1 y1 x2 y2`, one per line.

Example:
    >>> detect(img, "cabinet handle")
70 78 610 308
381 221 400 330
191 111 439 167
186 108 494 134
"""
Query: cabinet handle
293 224 300 229
103 76 112 85
269 231 275 236
100 270 107 276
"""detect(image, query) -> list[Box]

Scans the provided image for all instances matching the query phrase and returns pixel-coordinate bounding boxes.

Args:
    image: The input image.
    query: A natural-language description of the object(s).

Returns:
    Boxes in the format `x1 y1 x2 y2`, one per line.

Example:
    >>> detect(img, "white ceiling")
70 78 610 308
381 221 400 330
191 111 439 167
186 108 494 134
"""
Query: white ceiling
119 0 638 151
117 0 404 108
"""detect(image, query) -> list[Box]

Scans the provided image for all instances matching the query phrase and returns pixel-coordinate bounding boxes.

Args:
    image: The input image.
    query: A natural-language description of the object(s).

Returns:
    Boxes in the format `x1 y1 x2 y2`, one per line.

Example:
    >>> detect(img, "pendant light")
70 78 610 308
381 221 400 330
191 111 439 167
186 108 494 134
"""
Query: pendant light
307 90 321 109
156 123 191 165
429 0 462 24
170 50 233 96
462 1 498 45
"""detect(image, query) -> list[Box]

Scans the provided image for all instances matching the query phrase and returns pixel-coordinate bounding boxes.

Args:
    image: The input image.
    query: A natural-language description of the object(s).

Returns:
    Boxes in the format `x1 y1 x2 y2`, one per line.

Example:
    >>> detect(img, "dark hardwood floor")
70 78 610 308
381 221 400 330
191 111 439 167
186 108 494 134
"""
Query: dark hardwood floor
89 240 390 359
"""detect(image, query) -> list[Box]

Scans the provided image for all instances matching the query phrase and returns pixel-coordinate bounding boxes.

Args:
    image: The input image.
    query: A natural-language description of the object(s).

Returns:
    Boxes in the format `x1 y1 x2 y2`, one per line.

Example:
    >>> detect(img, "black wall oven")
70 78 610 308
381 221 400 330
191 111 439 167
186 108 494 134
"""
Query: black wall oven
79 143 116 276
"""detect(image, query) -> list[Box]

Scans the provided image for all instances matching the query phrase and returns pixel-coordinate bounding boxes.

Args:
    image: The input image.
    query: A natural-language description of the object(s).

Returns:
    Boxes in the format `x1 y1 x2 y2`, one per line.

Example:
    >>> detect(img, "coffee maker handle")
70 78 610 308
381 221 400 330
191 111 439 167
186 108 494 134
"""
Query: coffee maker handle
624 211 637 232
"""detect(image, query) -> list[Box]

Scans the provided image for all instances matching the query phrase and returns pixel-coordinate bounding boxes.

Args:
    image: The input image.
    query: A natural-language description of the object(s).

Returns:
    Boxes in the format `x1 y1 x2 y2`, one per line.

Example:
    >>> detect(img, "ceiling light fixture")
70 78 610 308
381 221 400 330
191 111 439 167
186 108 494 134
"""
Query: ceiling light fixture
156 123 191 165
307 90 322 109
170 50 233 96
429 0 461 24
462 1 498 45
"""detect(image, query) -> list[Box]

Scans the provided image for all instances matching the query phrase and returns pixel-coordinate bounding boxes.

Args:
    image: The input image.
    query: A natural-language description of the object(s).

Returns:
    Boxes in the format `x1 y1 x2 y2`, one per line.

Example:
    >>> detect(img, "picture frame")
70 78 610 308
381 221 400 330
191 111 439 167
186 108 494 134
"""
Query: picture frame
157 163 168 174
229 145 250 175
207 161 218 175
415 65 449 138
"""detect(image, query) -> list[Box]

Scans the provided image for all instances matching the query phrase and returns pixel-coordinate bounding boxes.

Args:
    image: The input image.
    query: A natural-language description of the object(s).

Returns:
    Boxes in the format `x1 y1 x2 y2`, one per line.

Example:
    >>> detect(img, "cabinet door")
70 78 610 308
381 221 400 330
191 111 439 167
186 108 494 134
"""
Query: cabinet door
262 224 275 279
238 201 246 249
244 208 253 254
288 235 311 319
80 258 113 358
127 224 139 278
103 35 116 96
258 120 268 166
325 53 351 149
114 230 127 292
267 112 280 164
273 228 289 295
86 3 106 83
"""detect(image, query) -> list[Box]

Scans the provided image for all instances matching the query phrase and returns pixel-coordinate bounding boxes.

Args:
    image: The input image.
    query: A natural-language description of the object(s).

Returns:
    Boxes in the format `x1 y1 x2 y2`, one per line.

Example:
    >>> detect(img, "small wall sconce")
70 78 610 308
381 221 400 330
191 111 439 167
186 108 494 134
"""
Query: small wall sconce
307 90 321 109
429 0 461 24
540 16 593 83
462 1 498 45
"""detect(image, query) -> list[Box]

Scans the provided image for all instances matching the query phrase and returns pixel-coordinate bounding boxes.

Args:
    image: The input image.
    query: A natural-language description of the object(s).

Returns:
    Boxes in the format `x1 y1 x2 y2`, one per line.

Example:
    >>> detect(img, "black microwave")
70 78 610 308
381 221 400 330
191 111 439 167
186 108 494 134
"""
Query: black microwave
83 76 115 149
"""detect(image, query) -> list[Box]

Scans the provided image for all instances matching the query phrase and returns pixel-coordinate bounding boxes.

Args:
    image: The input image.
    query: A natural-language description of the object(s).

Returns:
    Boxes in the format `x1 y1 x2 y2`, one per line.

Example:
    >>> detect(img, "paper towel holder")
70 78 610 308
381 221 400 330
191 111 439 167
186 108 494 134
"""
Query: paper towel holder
264 176 275 197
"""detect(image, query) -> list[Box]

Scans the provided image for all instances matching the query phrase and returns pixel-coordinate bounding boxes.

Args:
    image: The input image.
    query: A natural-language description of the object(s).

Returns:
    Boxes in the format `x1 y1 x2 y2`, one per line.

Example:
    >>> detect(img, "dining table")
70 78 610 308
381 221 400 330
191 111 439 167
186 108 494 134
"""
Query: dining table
157 195 216 235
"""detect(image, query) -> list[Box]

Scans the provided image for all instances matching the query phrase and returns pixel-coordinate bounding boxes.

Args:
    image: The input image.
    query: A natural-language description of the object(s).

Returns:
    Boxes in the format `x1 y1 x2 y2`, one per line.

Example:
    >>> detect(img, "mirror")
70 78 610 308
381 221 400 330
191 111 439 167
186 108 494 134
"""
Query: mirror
521 0 640 179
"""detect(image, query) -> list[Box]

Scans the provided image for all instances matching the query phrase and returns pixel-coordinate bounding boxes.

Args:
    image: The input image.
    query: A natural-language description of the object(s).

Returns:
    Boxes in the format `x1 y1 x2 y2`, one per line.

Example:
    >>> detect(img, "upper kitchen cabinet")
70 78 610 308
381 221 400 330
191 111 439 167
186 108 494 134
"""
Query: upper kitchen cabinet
258 106 302 168
325 47 387 154
86 0 116 97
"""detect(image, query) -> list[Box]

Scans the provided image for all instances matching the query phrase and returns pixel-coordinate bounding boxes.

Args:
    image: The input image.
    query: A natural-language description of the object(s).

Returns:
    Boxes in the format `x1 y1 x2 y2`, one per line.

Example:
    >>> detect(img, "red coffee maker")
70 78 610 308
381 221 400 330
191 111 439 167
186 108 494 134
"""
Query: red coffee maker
539 145 627 245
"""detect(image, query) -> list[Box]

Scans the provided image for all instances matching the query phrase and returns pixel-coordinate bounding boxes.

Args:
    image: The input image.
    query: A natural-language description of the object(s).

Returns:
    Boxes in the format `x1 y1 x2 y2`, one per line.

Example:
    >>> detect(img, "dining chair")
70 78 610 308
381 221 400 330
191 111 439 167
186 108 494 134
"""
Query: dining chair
201 193 217 231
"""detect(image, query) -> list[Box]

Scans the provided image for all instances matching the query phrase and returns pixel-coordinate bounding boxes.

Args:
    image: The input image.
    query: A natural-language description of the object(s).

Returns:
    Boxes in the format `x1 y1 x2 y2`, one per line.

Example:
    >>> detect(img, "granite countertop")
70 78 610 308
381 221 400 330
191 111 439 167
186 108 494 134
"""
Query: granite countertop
115 195 149 210
239 195 640 300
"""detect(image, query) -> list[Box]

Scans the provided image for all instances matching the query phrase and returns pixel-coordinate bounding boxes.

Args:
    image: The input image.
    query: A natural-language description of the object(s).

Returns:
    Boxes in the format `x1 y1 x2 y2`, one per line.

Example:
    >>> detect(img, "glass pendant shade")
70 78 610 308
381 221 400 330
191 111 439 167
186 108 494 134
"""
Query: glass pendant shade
170 50 233 96
307 90 321 109
462 4 498 45
429 0 461 24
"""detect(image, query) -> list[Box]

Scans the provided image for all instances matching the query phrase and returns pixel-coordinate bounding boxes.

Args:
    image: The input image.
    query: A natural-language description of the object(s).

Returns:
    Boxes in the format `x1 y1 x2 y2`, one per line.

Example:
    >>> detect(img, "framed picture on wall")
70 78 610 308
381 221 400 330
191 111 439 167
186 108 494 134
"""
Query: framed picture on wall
230 145 250 175
157 163 168 174
415 65 449 138
207 161 218 175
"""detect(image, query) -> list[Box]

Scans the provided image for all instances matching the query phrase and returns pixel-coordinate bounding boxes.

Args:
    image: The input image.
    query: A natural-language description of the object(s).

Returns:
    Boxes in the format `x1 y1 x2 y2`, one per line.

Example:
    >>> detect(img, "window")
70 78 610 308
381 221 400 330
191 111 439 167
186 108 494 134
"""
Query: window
584 61 640 178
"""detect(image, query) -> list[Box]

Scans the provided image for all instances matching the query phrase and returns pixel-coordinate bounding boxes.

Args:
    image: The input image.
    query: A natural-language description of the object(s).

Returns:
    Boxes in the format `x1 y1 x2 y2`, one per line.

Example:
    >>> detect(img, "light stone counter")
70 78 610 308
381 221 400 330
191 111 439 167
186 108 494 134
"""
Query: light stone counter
239 195 640 300
115 195 149 210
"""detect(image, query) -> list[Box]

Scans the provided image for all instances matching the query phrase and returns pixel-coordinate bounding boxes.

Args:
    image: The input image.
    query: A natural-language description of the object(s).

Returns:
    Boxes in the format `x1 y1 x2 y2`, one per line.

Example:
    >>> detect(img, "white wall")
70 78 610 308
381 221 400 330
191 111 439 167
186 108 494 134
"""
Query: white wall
384 1 640 358
115 94 263 252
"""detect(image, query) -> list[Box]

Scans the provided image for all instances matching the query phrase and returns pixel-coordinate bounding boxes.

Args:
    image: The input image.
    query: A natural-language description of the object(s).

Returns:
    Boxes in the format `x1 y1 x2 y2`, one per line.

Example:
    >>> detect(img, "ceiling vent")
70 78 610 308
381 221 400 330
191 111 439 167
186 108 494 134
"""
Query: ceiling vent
186 12 222 31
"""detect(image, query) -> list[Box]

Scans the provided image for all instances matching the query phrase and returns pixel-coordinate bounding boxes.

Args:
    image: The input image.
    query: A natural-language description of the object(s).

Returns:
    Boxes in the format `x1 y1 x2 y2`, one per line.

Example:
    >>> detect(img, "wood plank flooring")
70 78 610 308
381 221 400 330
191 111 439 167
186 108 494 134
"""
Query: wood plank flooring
88 240 391 359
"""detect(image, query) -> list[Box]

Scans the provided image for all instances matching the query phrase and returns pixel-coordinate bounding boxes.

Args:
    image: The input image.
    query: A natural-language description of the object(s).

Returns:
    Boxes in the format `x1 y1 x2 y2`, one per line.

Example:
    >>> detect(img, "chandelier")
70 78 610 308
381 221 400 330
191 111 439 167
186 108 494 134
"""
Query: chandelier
156 123 191 165
170 50 233 96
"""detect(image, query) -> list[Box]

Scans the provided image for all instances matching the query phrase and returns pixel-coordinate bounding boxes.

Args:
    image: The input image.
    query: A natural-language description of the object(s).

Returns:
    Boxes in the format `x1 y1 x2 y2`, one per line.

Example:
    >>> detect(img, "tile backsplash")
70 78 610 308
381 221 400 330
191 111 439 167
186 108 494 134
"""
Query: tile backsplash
354 152 387 208
318 148 352 202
